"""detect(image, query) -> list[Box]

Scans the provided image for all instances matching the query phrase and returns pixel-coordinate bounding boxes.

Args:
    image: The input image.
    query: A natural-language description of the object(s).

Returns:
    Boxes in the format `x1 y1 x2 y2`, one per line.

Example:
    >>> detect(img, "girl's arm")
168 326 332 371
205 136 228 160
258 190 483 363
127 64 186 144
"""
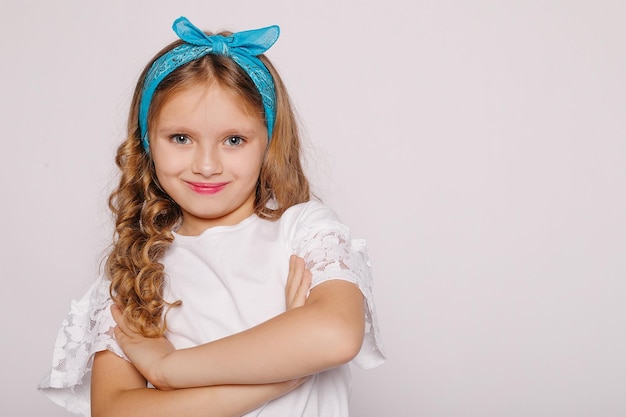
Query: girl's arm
91 350 307 417
114 256 365 389
92 255 313 417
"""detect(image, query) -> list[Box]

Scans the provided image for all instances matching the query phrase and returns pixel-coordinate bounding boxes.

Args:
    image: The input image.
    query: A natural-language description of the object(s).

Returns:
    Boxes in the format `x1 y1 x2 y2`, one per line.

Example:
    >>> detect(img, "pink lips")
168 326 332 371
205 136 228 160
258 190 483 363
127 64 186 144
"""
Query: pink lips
186 181 228 195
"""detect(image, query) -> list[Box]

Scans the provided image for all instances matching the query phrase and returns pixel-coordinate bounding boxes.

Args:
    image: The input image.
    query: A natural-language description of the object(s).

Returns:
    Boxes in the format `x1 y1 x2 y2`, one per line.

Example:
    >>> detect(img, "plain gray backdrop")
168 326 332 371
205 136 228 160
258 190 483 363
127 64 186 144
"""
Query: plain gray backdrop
1 1 624 416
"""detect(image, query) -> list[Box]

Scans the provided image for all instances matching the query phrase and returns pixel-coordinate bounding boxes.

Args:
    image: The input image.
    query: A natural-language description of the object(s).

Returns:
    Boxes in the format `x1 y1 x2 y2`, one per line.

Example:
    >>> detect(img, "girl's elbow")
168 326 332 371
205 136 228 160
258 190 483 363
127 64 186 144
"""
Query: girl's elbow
336 333 364 364
325 319 365 365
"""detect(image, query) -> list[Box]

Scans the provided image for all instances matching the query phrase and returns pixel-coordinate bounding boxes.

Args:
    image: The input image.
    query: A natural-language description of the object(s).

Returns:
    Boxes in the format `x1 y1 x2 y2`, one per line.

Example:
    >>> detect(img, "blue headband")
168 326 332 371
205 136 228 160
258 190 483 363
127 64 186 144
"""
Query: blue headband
138 16 280 152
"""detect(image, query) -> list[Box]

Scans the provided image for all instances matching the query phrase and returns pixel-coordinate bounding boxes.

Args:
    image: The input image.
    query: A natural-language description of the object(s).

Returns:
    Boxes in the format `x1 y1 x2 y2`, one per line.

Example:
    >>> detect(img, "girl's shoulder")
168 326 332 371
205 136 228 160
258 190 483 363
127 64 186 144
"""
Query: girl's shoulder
280 200 354 250
282 199 342 226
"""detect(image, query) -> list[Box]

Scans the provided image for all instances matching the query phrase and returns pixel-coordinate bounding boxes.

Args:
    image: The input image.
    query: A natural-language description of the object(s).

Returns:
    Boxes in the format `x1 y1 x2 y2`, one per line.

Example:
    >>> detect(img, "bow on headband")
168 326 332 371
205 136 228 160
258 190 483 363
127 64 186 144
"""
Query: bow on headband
139 16 280 151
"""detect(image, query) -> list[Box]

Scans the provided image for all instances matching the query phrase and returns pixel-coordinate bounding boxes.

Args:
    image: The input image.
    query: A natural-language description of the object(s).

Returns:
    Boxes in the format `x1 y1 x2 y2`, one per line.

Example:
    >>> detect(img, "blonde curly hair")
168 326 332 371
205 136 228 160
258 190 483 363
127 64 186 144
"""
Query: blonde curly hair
105 34 310 337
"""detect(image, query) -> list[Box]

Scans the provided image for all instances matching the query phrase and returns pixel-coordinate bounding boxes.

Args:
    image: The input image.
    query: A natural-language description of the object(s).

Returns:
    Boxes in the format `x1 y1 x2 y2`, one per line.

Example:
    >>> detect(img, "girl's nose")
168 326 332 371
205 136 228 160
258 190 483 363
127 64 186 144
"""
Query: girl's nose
191 146 222 177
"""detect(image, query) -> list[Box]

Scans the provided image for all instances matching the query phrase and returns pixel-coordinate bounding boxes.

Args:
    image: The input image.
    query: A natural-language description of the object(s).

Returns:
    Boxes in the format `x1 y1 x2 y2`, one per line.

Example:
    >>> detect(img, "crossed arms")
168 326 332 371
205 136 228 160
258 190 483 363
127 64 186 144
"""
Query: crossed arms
91 256 365 417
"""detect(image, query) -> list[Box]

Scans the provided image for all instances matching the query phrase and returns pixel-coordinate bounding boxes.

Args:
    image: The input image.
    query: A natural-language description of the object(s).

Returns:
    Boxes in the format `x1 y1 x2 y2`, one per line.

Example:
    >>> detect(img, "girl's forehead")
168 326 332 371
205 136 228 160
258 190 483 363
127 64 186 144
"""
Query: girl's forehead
154 82 267 137
163 81 260 118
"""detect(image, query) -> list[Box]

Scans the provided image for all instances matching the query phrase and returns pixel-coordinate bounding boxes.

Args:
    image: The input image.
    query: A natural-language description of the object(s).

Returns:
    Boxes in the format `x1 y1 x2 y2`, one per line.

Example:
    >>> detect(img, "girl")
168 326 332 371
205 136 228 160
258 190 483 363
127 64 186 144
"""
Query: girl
38 16 385 417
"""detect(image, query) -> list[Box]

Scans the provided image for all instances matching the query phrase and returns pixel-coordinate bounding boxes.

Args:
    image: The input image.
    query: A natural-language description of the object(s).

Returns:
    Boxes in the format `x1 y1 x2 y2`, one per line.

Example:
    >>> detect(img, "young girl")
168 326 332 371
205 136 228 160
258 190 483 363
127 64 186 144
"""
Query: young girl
38 16 385 417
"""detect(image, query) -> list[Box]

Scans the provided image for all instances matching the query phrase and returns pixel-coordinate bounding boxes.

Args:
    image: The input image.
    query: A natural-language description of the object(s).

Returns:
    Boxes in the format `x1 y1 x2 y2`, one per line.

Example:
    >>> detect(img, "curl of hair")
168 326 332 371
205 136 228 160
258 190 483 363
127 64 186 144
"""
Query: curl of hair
106 31 310 337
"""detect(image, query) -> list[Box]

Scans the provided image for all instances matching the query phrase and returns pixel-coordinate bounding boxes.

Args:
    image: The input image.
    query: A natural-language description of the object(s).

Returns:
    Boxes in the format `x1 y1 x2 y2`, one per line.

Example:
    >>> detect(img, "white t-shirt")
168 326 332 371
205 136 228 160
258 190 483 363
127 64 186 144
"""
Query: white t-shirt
38 200 385 416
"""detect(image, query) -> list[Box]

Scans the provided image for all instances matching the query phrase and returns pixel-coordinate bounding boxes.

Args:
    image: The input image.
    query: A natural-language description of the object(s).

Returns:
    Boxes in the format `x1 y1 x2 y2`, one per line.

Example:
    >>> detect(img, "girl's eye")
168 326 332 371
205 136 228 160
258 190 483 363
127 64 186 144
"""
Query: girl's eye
170 134 190 144
225 136 244 146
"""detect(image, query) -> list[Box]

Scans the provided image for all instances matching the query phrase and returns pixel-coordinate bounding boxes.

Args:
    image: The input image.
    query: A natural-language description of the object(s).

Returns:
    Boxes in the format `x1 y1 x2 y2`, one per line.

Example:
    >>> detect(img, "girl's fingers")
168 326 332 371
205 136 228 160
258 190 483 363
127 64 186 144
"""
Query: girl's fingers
287 375 311 391
285 255 296 301
285 255 311 310
110 304 132 335
292 270 311 308
285 255 305 308
111 304 123 324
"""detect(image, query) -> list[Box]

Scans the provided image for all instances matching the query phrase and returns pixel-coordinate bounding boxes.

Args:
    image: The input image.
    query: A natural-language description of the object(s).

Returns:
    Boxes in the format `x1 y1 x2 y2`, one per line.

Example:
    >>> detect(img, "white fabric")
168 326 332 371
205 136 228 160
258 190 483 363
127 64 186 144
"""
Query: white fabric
38 200 385 416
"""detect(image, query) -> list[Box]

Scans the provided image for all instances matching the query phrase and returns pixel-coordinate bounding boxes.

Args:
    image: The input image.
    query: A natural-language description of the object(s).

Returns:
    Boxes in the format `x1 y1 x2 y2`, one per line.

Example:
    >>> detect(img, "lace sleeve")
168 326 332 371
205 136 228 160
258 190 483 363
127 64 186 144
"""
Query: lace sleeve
293 220 386 369
37 275 127 417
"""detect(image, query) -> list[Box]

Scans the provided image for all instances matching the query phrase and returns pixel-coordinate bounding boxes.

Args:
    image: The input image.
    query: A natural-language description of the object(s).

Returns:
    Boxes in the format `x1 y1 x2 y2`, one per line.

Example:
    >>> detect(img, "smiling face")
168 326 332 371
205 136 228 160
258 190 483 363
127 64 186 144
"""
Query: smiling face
150 82 268 235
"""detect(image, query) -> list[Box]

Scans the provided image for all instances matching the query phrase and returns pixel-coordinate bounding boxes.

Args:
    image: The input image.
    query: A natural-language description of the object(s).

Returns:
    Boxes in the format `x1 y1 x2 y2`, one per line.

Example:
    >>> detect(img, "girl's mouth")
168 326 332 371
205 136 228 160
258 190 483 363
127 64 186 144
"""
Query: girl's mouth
186 181 228 195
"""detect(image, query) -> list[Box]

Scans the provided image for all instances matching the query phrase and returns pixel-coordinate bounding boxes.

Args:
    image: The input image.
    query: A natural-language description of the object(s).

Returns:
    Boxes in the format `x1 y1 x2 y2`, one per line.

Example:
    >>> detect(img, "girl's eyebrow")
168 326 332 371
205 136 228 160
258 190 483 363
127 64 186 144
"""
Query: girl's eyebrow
219 127 258 136
155 125 195 134
155 126 259 137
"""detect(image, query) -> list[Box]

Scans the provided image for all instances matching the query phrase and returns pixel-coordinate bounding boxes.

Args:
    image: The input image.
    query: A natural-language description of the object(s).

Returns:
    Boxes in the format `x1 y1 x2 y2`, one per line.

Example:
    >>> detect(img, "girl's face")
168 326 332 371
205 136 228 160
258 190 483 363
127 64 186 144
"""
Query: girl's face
150 82 268 235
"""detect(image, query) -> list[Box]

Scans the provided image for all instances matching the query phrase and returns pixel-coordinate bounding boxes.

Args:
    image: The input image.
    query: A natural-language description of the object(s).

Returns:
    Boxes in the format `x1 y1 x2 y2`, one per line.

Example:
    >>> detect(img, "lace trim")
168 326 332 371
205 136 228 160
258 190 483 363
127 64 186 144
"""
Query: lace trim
293 220 386 369
37 276 125 416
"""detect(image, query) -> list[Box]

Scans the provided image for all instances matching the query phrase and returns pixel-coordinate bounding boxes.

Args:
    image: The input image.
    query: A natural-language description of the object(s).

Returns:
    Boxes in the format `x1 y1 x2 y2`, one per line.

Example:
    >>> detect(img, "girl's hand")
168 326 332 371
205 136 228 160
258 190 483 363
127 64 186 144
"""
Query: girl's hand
285 255 312 310
111 304 174 390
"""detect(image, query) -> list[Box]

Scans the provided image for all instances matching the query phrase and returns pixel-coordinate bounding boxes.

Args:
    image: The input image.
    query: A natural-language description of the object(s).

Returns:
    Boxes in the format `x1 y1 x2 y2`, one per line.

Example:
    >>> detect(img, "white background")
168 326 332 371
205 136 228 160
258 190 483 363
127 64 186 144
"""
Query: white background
1 1 625 416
